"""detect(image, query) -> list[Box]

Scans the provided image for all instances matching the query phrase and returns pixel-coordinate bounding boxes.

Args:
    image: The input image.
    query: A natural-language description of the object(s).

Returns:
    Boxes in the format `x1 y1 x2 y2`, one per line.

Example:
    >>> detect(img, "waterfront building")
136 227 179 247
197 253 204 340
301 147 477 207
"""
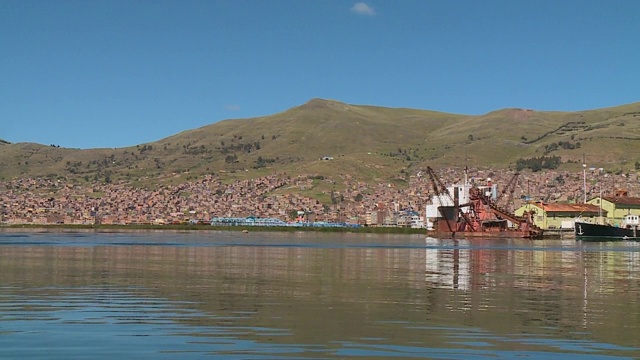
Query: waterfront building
515 202 603 230
586 190 640 227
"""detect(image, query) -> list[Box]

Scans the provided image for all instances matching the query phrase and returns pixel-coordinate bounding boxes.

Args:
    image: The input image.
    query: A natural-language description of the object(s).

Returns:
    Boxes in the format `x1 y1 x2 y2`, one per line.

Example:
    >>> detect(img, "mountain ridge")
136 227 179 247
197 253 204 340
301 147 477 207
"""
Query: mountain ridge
1 99 639 185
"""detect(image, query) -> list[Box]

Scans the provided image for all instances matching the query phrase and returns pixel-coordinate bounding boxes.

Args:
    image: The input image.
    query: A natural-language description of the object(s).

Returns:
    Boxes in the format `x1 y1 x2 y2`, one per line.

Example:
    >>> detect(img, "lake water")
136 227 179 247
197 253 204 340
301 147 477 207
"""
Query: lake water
1 230 640 359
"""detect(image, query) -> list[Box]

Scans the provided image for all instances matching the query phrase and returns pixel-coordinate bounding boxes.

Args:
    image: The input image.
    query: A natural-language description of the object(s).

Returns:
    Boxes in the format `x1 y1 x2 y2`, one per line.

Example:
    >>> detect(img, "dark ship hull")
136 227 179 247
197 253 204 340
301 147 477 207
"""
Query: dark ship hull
574 221 639 240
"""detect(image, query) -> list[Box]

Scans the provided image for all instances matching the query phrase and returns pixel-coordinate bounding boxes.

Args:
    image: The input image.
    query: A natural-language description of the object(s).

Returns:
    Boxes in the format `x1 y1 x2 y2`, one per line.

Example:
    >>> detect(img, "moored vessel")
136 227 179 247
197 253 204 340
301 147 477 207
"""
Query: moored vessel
575 214 640 241
424 167 543 239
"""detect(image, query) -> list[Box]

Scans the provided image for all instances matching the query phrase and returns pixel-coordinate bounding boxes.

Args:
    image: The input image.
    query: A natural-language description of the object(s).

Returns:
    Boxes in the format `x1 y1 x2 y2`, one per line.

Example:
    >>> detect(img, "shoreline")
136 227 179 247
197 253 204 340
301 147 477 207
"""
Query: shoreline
0 223 428 235
0 224 573 239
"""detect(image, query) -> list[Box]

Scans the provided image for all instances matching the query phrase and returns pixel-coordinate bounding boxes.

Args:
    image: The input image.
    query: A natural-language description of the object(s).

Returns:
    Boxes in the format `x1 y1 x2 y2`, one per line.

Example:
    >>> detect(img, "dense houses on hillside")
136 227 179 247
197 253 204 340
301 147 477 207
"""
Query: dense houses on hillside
1 168 639 229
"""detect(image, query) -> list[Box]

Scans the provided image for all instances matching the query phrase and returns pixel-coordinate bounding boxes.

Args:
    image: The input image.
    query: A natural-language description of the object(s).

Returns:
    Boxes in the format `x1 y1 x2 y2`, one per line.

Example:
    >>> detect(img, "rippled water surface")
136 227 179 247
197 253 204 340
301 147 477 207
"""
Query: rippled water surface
1 230 640 359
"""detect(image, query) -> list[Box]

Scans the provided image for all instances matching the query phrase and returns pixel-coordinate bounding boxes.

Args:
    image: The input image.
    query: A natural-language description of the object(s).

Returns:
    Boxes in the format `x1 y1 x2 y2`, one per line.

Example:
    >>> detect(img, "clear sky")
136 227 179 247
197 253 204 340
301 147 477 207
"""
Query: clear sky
2 0 639 149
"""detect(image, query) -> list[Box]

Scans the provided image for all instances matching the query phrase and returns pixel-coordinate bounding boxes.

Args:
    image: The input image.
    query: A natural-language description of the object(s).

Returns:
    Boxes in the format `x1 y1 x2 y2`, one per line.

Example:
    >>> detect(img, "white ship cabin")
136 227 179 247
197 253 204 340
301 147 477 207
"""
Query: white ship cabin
623 214 640 227
425 179 497 229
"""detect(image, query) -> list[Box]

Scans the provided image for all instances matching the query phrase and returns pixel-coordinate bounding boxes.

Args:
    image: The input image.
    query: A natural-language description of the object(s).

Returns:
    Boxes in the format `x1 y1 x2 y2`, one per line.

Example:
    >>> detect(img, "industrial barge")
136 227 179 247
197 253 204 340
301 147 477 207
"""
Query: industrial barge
424 166 543 239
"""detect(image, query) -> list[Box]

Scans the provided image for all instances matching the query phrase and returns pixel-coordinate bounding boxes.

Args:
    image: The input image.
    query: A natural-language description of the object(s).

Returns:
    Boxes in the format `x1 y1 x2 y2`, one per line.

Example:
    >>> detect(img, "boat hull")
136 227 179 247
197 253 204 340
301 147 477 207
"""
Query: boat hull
574 221 639 240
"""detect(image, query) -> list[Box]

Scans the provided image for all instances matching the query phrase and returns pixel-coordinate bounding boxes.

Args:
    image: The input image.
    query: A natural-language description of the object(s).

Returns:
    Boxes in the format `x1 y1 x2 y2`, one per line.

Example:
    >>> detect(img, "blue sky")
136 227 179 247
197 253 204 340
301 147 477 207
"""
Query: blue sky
2 0 639 149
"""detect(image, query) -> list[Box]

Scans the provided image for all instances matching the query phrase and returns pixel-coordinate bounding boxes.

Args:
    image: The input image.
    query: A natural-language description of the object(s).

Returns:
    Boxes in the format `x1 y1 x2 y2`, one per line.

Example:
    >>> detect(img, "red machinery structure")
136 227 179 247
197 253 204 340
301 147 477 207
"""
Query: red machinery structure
425 166 542 239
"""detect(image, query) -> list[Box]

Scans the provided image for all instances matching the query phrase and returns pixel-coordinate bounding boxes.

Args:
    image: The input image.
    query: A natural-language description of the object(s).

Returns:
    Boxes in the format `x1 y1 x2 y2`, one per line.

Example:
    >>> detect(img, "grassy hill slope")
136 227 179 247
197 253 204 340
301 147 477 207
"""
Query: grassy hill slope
1 99 639 186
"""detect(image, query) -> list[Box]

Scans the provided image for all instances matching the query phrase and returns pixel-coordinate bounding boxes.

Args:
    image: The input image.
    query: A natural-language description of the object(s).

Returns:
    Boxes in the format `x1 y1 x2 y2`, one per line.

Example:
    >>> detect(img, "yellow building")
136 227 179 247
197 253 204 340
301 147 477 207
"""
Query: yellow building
515 202 603 230
586 190 640 227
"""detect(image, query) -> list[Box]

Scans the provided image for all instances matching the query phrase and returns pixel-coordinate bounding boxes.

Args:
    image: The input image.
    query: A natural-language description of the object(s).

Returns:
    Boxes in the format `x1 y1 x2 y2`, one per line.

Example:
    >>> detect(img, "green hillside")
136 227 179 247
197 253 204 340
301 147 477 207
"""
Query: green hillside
1 99 639 186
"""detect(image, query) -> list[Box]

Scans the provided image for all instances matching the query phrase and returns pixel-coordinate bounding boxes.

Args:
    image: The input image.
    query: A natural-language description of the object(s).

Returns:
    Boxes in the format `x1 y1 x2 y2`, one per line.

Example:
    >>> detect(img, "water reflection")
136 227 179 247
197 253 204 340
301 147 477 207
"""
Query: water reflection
1 231 639 358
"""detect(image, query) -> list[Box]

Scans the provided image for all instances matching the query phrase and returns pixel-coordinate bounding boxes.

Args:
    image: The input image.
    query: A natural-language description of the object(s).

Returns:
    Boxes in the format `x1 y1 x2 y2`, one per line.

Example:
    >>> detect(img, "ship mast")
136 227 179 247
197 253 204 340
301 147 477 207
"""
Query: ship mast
464 166 468 187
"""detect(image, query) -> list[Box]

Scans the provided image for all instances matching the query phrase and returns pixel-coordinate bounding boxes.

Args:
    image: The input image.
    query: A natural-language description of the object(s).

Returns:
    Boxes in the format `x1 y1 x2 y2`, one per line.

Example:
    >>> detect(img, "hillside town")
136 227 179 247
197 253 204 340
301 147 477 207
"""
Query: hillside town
1 167 639 229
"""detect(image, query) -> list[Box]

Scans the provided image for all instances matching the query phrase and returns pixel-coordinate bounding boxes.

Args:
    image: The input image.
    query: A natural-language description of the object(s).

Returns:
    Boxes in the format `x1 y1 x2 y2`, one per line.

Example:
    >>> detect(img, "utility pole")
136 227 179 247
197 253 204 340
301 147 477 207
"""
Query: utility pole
583 163 587 204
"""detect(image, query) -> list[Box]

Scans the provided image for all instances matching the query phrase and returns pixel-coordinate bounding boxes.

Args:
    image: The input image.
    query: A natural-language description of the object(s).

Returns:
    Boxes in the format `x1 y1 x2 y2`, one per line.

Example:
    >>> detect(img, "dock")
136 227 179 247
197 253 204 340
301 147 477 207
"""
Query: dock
542 228 575 239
